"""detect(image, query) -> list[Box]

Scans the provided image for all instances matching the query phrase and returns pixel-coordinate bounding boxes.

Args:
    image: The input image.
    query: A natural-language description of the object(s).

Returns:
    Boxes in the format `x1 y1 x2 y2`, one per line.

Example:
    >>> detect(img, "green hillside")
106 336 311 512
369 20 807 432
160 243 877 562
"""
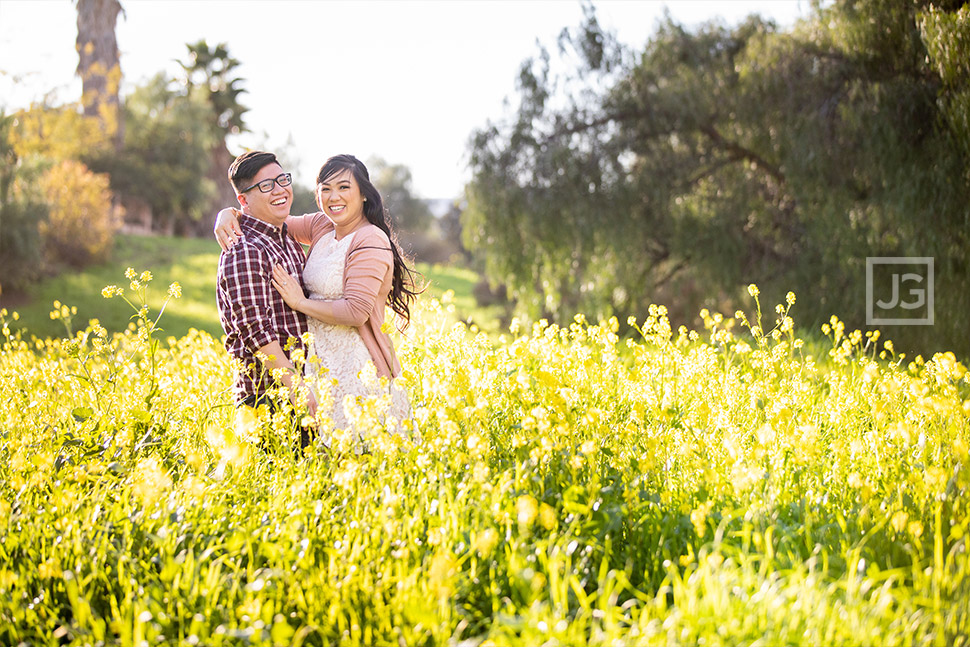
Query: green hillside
2 234 502 340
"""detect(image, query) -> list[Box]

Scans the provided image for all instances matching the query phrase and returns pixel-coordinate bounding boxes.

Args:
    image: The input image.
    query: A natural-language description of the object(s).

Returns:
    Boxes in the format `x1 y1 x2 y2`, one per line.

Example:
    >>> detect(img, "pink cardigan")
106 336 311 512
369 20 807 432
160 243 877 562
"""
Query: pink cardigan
285 213 402 380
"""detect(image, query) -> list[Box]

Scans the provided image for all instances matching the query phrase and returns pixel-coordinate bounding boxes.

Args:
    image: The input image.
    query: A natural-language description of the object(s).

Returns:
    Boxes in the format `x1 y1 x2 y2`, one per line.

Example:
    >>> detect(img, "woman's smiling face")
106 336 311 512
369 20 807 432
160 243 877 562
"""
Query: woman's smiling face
316 169 365 233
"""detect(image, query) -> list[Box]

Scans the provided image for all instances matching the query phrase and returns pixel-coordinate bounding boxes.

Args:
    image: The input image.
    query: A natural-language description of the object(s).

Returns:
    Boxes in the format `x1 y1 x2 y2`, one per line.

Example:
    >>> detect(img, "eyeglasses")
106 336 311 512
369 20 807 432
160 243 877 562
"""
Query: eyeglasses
240 173 292 194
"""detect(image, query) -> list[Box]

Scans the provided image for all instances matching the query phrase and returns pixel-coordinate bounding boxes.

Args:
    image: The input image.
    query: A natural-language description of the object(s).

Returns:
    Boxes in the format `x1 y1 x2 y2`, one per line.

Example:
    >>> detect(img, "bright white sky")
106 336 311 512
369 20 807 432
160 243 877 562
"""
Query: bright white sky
0 0 809 199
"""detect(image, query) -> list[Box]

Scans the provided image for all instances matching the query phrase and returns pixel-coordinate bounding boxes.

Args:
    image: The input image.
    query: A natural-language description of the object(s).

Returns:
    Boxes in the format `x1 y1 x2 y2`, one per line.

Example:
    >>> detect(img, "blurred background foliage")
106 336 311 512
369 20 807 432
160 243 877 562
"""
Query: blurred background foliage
465 0 970 357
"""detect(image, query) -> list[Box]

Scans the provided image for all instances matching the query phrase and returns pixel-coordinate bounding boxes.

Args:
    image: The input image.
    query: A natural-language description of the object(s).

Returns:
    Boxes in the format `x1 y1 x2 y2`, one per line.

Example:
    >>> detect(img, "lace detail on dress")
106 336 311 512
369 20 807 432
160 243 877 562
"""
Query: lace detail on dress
302 231 411 443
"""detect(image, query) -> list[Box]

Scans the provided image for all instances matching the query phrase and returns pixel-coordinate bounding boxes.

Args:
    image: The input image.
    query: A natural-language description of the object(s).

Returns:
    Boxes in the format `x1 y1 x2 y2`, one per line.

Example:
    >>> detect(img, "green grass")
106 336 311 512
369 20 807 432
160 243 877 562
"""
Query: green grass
3 234 502 340
4 235 224 340
414 262 508 334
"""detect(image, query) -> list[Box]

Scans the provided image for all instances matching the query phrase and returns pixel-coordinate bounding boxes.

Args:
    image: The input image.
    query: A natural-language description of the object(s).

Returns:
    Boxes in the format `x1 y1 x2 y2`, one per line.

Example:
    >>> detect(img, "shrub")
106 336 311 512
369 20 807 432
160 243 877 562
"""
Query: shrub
37 159 121 268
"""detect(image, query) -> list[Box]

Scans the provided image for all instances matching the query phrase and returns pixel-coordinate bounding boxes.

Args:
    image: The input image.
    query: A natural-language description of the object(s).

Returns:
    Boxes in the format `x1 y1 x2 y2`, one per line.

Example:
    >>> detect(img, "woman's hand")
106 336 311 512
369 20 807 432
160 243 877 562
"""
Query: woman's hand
272 265 307 312
214 207 243 251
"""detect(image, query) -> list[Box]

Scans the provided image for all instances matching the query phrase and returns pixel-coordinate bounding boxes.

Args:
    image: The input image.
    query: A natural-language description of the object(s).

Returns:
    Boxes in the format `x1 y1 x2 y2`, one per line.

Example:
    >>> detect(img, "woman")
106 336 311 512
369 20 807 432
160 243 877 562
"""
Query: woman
215 154 419 440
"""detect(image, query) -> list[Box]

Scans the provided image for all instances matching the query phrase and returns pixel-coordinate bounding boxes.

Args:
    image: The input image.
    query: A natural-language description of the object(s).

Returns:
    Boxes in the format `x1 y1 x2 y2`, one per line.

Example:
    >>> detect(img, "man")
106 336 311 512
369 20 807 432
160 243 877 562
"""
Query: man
216 150 317 448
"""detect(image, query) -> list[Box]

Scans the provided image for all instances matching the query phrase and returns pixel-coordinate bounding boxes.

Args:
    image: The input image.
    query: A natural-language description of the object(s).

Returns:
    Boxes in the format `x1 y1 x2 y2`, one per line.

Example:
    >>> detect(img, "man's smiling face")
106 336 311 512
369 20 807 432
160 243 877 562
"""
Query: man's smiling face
238 162 292 227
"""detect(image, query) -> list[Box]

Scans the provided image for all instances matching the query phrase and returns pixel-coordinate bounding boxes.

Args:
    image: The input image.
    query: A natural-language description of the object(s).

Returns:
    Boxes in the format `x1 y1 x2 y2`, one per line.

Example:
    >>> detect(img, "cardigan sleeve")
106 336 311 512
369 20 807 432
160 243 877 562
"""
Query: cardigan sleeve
328 229 393 327
285 212 332 247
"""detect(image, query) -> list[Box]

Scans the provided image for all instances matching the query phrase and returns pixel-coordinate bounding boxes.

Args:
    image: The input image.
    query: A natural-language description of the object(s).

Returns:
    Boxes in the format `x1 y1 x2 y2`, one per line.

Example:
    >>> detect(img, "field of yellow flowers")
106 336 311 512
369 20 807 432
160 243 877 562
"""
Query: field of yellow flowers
1 273 968 646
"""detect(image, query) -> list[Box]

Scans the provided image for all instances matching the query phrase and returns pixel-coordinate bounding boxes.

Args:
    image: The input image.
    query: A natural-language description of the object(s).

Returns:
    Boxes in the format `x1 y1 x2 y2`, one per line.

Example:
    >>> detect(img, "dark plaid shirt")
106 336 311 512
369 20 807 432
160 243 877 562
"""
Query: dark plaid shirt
217 213 308 403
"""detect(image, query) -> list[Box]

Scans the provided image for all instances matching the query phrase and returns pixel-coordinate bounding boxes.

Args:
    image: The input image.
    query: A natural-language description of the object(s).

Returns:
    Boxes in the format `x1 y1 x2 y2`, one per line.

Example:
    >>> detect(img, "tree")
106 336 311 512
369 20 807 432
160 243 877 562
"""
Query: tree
75 0 124 149
439 200 470 263
178 41 249 234
370 158 433 234
8 100 110 162
84 42 248 235
179 41 248 136
466 1 970 357
919 4 970 167
88 73 218 235
3 95 120 285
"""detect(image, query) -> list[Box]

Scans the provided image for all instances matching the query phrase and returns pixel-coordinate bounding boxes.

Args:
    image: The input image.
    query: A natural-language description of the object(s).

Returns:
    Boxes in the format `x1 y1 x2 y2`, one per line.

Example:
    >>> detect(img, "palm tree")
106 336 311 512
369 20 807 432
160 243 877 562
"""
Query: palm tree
75 0 124 149
180 41 248 137
179 40 249 233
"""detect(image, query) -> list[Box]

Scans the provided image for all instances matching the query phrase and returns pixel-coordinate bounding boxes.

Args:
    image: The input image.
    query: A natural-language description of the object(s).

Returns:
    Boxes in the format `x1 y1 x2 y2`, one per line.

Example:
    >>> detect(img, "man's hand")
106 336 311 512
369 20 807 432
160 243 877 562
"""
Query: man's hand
258 340 315 417
214 207 243 251
304 388 318 419
286 376 317 417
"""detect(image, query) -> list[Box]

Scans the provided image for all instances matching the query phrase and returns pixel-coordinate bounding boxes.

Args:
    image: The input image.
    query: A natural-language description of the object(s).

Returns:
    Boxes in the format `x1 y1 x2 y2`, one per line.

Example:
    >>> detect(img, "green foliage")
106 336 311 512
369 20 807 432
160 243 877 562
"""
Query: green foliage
370 157 434 234
178 40 250 237
0 112 47 292
0 278 968 644
919 3 970 165
37 159 120 268
2 101 121 285
0 200 47 293
466 0 970 359
88 74 219 235
85 41 250 236
289 182 318 217
180 40 249 136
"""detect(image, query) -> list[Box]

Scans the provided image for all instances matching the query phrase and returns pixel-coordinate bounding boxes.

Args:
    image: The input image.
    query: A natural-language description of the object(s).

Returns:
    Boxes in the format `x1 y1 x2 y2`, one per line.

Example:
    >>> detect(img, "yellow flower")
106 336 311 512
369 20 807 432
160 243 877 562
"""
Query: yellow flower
167 282 181 299
473 528 499 557
538 503 557 531
908 520 924 538
125 267 136 279
747 284 760 298
131 456 172 505
139 271 153 283
786 291 796 305
516 495 538 529
429 551 456 599
38 558 61 579
891 511 909 534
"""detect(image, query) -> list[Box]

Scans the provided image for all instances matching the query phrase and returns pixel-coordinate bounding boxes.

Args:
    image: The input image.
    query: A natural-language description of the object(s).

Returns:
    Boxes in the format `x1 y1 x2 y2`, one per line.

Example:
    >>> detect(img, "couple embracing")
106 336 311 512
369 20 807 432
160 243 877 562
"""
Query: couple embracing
214 151 419 450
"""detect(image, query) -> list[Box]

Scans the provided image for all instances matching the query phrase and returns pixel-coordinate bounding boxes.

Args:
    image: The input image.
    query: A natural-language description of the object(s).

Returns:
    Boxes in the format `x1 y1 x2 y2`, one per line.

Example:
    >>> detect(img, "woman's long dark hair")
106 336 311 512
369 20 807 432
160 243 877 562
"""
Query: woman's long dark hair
316 154 423 327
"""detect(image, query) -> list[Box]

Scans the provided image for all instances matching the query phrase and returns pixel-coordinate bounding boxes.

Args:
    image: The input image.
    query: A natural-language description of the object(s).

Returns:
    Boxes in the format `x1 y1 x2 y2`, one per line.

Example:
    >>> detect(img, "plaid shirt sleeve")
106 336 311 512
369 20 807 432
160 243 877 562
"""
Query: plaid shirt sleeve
218 242 278 352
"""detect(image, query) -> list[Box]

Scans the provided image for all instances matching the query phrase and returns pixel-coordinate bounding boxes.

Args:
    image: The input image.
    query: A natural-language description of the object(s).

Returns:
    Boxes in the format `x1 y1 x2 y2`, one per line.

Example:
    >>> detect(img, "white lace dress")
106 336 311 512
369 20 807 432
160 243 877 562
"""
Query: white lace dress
302 231 410 441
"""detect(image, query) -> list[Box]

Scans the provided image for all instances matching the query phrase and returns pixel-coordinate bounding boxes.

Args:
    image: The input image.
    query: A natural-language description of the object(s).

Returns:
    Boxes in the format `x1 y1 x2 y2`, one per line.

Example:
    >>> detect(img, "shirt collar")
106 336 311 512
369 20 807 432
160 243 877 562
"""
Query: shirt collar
238 212 287 239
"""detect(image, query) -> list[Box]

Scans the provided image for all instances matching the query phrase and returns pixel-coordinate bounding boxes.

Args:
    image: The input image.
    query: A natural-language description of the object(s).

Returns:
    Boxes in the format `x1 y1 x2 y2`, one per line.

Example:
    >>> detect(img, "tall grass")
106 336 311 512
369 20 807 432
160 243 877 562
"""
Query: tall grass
0 273 967 646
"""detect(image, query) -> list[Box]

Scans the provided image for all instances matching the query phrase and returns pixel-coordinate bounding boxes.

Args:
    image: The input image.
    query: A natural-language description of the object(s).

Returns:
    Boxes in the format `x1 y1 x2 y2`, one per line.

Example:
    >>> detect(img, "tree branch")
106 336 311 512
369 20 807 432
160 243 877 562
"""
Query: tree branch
698 124 786 185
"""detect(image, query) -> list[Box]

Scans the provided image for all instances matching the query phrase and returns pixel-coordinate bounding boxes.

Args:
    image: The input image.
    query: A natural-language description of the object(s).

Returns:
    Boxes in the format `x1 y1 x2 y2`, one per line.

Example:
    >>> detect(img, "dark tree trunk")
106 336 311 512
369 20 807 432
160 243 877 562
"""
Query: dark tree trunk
76 0 124 150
